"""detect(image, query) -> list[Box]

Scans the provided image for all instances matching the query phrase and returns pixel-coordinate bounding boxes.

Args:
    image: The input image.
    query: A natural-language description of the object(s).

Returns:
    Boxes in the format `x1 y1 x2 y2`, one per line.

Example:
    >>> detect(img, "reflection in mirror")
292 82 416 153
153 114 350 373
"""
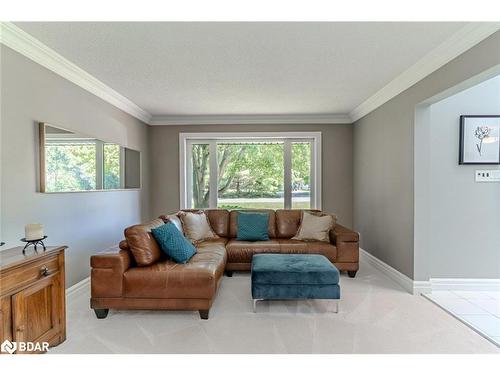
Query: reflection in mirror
39 123 141 192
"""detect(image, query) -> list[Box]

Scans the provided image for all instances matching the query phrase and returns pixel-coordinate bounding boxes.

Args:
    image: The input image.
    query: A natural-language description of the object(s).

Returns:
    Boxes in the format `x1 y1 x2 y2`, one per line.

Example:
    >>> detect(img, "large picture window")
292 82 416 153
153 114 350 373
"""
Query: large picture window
180 132 321 210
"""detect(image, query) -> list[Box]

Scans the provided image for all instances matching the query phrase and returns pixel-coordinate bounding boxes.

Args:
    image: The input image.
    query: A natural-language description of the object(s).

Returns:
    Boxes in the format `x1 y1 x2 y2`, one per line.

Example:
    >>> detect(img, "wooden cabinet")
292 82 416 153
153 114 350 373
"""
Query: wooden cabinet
0 246 67 354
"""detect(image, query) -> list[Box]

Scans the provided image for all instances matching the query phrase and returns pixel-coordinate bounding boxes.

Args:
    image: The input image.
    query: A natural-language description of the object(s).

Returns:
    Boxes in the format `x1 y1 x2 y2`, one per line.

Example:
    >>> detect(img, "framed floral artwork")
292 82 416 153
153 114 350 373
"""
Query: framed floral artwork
459 115 500 165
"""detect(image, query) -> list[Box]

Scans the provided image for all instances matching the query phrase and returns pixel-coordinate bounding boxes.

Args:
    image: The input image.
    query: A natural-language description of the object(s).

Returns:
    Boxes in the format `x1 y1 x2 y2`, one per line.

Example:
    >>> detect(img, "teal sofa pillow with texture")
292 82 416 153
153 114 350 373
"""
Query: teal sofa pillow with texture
151 222 196 263
237 211 269 241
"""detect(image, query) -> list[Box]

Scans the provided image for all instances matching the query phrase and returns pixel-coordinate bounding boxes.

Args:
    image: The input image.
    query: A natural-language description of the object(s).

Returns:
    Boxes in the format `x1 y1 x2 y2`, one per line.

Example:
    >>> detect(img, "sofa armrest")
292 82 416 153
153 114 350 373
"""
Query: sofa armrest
331 224 359 243
91 243 131 271
330 224 359 264
90 246 131 298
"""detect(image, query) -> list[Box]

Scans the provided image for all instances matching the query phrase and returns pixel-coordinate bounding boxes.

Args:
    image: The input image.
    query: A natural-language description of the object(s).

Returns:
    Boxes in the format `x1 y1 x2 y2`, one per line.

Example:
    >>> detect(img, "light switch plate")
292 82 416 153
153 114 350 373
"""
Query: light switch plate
475 170 500 182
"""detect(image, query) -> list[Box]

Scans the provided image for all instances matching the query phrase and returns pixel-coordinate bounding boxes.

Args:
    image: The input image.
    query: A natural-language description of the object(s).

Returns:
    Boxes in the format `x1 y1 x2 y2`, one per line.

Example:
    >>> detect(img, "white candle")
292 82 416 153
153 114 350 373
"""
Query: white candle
25 224 44 241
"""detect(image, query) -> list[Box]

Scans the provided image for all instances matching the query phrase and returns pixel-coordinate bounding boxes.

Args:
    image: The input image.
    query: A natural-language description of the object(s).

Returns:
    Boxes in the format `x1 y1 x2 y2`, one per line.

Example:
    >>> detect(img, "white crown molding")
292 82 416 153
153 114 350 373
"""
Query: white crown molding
350 22 500 122
3 21 498 127
149 113 352 126
0 22 152 124
0 21 350 127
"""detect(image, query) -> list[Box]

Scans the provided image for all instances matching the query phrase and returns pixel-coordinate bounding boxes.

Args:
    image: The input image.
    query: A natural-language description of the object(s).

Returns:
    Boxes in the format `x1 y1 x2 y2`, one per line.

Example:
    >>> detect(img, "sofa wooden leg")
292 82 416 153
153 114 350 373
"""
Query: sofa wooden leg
94 308 109 319
199 309 209 320
347 270 357 278
225 270 233 277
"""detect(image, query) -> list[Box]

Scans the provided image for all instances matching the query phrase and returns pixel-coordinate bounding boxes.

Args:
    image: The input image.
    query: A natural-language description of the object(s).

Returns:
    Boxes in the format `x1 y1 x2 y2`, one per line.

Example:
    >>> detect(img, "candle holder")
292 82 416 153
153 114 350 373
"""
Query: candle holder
20 236 47 254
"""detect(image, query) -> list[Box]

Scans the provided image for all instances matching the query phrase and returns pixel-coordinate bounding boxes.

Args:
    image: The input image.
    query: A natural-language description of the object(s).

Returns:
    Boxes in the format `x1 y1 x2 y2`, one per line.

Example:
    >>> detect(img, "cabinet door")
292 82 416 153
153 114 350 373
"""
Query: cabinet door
0 296 12 343
12 272 62 349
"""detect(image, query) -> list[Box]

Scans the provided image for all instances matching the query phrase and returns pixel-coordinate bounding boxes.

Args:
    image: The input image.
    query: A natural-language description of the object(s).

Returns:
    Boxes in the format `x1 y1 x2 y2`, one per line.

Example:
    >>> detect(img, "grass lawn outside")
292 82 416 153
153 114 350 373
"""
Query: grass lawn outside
218 200 310 209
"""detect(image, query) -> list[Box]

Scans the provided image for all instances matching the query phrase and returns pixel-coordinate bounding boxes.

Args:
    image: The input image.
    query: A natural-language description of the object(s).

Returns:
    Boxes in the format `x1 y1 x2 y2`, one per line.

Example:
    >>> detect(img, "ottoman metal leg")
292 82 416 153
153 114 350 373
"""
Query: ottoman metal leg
253 299 263 313
333 300 340 314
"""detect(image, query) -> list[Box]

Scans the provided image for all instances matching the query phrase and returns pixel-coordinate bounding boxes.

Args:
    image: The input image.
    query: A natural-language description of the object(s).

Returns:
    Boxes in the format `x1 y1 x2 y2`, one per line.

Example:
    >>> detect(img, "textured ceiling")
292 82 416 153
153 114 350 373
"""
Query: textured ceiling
16 22 466 116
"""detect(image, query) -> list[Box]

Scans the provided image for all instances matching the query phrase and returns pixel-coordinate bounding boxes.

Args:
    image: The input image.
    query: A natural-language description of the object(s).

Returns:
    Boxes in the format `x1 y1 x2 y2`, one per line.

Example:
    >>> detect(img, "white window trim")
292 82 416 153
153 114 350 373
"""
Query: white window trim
179 132 322 210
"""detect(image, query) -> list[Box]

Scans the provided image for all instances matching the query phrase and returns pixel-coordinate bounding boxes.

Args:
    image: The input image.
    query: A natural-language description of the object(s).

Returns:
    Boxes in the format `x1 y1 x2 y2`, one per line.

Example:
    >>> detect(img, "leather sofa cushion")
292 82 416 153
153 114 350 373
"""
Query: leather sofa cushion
226 239 281 263
225 238 337 264
206 209 230 237
276 239 307 251
195 238 228 250
275 210 302 238
124 243 226 299
278 239 337 263
229 209 276 238
124 218 165 266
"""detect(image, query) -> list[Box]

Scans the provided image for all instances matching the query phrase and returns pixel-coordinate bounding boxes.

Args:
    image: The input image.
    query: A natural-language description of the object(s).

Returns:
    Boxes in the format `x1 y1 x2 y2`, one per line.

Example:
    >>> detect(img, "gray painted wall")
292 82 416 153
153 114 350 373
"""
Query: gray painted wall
149 124 354 228
428 75 500 278
2 30 499 288
0 141 2 248
353 31 500 279
0 46 3 248
0 46 151 287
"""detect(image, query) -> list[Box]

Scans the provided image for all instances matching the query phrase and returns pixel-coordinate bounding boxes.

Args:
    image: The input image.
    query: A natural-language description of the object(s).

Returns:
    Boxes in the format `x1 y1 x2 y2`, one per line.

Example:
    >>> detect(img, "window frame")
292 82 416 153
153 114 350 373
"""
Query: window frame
179 132 322 210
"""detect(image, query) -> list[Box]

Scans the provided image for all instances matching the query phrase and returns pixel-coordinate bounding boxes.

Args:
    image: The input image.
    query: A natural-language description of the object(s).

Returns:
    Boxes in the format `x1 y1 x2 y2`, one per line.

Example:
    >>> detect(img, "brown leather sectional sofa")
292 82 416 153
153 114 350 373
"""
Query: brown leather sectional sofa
90 209 359 320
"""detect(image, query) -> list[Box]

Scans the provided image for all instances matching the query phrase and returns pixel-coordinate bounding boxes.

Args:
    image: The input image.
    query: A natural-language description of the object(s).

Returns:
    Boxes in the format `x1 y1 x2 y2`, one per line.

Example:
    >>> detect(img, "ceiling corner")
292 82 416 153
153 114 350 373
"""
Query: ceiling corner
0 22 152 124
349 22 500 123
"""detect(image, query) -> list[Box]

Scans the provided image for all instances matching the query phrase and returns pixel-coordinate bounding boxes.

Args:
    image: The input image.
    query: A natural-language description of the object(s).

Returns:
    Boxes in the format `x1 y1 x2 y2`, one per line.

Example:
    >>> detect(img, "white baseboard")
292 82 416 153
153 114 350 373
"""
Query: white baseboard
413 281 432 295
66 276 90 297
429 278 500 291
359 248 416 294
360 248 500 294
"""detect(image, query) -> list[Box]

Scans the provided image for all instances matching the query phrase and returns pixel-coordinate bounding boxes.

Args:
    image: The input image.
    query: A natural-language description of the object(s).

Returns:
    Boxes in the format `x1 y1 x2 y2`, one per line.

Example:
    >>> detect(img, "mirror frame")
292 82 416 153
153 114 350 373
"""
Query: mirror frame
38 122 142 193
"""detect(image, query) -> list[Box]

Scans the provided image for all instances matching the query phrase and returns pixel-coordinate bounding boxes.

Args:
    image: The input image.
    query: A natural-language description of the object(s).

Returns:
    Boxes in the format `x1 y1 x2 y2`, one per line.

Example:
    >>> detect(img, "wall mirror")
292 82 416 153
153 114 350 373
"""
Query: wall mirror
39 123 141 193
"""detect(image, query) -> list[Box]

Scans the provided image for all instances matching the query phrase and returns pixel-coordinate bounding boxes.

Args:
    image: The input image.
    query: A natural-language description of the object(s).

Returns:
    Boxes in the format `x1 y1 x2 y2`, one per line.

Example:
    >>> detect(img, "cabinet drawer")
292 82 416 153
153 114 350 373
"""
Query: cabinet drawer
0 256 60 295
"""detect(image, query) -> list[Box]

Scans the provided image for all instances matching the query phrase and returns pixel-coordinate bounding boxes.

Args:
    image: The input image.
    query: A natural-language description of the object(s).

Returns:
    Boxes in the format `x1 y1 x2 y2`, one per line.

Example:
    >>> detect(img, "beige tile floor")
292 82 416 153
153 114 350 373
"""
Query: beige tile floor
51 260 500 354
423 290 500 347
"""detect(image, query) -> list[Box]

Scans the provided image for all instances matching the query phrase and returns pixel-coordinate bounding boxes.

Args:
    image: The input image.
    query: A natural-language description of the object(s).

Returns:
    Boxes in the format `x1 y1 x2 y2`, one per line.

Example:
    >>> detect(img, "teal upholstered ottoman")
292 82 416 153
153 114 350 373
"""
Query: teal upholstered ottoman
251 254 340 313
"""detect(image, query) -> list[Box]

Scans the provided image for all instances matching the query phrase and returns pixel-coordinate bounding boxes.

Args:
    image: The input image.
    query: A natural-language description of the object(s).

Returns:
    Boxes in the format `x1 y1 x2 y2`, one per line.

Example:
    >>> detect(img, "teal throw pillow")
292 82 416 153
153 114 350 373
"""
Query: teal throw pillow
151 222 196 263
237 211 269 241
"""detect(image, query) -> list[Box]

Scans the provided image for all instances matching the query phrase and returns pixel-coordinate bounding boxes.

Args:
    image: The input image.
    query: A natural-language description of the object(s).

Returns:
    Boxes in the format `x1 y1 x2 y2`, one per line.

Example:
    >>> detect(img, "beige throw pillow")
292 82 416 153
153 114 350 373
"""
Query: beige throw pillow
178 211 219 243
292 211 335 242
166 213 183 233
